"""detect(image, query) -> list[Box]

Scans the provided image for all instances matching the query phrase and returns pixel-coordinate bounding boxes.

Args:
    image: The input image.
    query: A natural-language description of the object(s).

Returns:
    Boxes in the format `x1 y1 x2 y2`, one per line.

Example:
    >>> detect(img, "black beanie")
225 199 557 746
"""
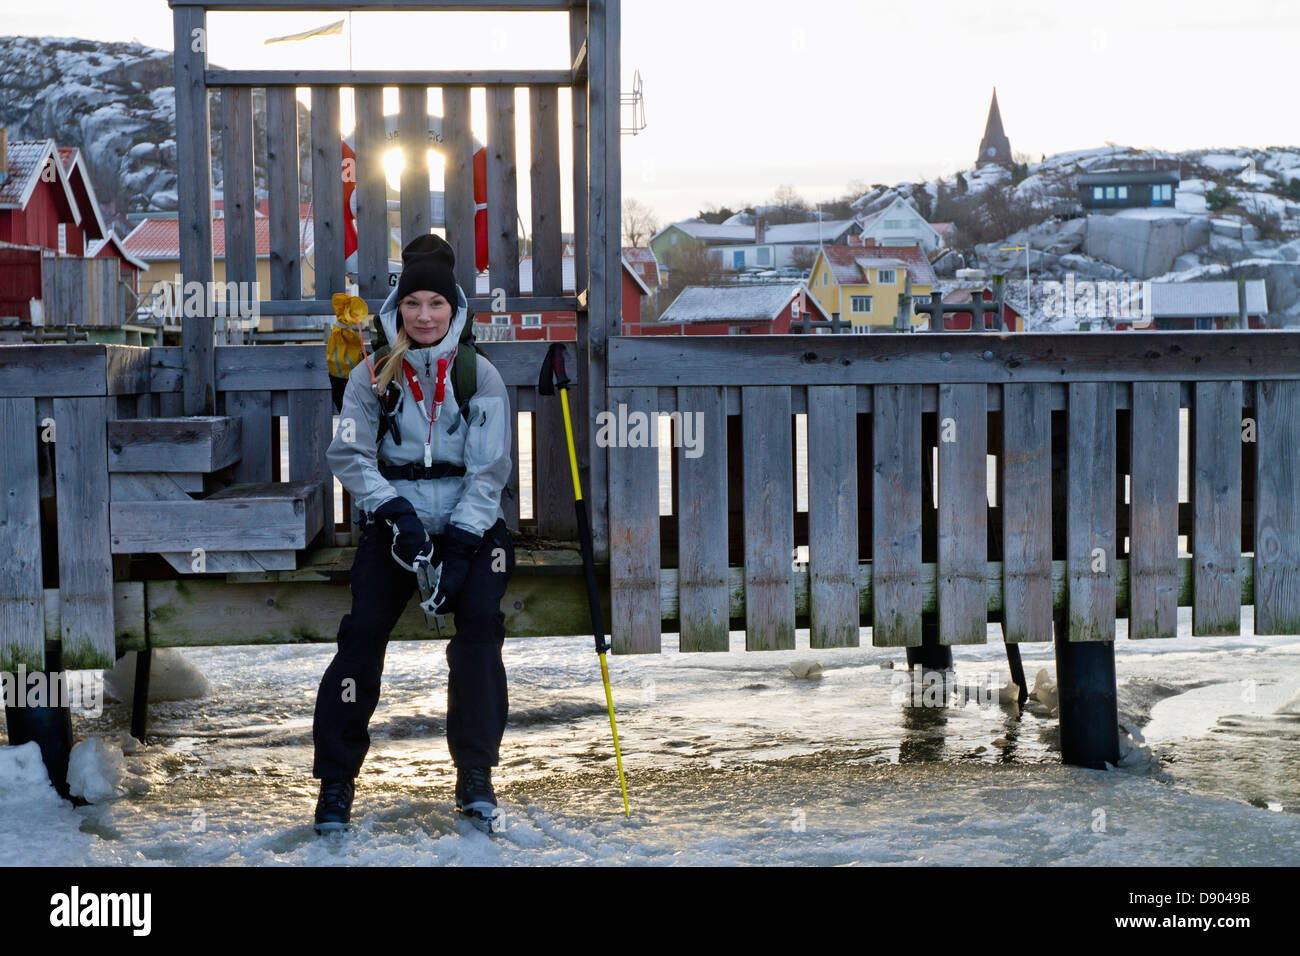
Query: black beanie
395 234 458 323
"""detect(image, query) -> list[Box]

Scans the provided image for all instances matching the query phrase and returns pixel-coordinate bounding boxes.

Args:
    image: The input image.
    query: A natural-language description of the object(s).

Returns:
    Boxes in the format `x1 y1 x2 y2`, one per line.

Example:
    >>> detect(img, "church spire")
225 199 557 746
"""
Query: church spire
976 87 1012 167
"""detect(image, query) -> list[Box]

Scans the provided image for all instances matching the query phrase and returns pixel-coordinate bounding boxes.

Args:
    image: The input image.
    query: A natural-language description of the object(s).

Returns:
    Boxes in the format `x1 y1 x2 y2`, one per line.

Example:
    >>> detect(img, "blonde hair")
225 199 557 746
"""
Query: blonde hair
375 326 414 393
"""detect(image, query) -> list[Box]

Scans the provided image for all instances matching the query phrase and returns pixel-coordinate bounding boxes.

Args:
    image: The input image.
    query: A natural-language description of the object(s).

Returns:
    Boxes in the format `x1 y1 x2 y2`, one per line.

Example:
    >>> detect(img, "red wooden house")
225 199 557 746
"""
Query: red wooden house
939 284 1023 331
473 253 651 340
642 284 830 335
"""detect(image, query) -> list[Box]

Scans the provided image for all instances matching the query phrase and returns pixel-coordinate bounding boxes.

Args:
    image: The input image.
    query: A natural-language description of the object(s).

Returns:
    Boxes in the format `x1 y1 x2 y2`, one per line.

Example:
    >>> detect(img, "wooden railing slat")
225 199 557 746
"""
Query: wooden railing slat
1001 383 1053 642
1129 382 1180 638
1192 381 1244 634
676 386 729 651
0 398 46 670
1254 380 1300 634
607 386 661 652
742 386 794 650
266 85 302 301
937 383 988 644
807 385 859 648
1066 383 1117 641
310 85 346 300
353 86 390 302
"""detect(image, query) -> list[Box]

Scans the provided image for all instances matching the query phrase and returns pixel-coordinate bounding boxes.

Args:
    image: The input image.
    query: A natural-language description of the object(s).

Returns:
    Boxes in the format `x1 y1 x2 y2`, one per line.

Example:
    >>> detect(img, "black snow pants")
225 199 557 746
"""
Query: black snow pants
312 515 516 780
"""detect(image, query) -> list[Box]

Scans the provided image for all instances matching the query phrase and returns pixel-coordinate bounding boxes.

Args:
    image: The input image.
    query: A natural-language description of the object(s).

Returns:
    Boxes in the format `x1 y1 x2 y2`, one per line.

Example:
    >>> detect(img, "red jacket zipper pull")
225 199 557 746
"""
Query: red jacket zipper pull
433 357 449 421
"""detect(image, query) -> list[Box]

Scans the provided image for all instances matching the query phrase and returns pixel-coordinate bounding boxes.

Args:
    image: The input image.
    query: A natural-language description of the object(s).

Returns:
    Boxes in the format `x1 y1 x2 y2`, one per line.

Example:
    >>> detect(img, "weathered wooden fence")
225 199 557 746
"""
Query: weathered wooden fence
605 331 1300 653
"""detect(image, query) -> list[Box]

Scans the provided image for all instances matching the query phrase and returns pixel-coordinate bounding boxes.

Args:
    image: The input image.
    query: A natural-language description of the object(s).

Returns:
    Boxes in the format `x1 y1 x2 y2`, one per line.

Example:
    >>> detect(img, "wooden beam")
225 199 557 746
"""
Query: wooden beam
398 85 431 247
353 86 390 302
607 333 1300 387
219 86 258 296
0 398 46 671
310 85 346 300
172 3 214 415
441 86 477 293
206 69 574 87
266 85 302 301
486 85 520 297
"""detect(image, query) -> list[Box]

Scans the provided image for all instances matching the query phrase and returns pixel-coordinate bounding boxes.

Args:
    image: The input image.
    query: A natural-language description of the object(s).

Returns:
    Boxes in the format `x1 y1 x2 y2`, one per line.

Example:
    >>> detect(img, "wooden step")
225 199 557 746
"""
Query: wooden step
110 479 323 556
107 415 241 474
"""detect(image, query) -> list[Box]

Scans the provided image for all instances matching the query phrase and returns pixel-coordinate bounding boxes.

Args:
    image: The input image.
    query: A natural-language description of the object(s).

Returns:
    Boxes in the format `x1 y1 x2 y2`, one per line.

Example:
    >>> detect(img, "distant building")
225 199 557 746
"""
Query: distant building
976 88 1013 167
645 284 822 335
1132 279 1268 330
474 254 650 339
649 217 860 280
1078 170 1180 210
936 283 1023 331
855 197 946 254
807 242 937 331
623 245 661 287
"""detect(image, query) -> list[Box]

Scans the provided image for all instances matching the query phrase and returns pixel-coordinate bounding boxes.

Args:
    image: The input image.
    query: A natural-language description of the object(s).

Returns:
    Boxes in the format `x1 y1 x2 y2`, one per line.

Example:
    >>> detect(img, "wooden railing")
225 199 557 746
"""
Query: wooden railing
604 331 1300 653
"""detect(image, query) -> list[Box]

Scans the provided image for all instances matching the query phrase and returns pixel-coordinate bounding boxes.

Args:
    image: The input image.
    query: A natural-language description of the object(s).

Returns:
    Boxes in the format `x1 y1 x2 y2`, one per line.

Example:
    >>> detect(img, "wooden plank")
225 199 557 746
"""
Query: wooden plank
111 481 323 553
486 85 520 297
172 3 214 415
569 3 589 297
1000 383 1053 642
223 390 273 484
289 389 334 546
807 385 858 648
53 397 115 669
1192 381 1243 635
871 385 922 646
398 85 430 246
105 345 153 396
1129 382 1180 638
207 69 574 86
676 386 729 651
216 345 330 391
0 346 108 397
181 1 575 9
219 86 257 292
310 85 346 300
1066 383 1116 642
503 386 521 532
106 415 241 473
0 398 46 670
741 386 794 650
353 86 390 303
266 84 302 301
108 472 193 502
533 384 576 538
441 86 477 294
1254 380 1300 634
937 383 987 645
160 550 296 574
606 333 1300 387
529 85 563 297
607 386 661 653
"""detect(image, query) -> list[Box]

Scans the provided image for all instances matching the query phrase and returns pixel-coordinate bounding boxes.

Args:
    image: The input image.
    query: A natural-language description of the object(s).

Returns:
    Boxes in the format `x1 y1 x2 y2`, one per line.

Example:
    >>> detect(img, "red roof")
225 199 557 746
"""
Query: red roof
821 243 938 287
122 216 315 259
622 246 659 286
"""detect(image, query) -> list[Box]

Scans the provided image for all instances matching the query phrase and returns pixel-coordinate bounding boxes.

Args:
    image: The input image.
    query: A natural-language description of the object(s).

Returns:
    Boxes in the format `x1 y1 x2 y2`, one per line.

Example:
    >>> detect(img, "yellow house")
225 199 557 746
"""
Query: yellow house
122 215 317 317
807 242 936 330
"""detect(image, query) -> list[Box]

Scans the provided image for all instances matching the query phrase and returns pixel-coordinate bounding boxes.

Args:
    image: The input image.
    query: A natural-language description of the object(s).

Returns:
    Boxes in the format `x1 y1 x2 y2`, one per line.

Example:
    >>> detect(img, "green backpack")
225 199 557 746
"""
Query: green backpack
371 306 488 445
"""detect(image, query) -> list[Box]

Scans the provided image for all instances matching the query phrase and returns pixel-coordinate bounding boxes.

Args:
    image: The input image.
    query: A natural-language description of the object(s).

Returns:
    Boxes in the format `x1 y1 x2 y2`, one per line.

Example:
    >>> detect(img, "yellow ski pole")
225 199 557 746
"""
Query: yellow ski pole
538 343 629 817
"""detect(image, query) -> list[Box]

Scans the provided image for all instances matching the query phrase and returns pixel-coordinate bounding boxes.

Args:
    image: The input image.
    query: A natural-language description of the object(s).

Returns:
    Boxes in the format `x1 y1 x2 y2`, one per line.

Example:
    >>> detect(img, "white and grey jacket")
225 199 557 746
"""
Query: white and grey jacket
326 281 513 540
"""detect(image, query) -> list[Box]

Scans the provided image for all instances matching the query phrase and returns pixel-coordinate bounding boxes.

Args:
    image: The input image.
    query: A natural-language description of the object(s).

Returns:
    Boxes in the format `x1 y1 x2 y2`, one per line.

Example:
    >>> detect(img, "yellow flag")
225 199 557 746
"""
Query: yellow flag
264 19 344 45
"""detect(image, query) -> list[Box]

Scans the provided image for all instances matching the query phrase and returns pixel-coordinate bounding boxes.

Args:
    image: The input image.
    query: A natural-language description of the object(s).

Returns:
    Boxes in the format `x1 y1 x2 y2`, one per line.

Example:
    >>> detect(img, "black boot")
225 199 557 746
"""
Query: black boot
455 766 498 834
314 778 355 834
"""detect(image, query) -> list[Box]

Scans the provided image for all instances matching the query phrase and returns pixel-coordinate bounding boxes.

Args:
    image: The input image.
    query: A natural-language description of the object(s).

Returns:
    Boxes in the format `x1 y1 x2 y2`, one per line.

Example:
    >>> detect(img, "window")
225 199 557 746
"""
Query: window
851 295 872 313
1117 186 1128 200
915 294 931 304
822 272 829 286
522 314 542 327
728 326 749 335
884 219 902 228
1105 186 1116 200
733 250 745 269
757 247 771 265
852 324 870 335
1152 183 1172 202
670 233 678 245
491 314 511 325
57 223 67 254
1093 186 1104 200
876 269 896 284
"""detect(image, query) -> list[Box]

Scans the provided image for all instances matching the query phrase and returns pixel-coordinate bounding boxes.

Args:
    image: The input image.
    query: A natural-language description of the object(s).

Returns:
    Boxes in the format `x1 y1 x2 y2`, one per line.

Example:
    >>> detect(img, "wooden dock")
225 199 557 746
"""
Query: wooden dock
4 0 1300 782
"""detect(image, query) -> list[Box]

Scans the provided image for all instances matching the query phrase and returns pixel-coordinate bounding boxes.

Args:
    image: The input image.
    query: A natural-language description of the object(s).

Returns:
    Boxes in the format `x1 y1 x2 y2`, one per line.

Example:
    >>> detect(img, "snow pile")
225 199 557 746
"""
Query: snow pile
104 648 211 703
66 737 126 803
1031 668 1058 715
0 741 64 809
784 660 823 680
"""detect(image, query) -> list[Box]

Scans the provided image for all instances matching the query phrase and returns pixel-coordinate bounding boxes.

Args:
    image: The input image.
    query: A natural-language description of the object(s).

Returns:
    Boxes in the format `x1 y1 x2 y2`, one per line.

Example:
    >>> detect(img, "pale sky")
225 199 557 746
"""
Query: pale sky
4 0 1298 230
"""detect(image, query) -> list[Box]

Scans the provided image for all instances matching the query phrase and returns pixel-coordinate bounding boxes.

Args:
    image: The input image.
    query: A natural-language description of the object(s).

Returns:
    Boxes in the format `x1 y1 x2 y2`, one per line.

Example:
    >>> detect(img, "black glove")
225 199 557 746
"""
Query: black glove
432 524 482 614
373 496 433 572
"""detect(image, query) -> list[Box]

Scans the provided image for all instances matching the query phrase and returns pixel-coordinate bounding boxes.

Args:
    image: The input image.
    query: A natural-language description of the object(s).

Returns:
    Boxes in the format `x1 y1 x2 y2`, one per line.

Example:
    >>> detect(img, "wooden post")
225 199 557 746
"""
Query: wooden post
354 86 389 303
0 398 45 671
220 85 257 343
442 86 476 295
267 85 302 301
398 85 430 247
173 3 214 415
310 85 346 300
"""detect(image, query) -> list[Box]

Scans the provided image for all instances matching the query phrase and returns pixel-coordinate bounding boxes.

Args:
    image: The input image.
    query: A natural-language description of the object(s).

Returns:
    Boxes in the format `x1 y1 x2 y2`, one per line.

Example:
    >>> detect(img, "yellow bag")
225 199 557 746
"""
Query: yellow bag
326 293 368 379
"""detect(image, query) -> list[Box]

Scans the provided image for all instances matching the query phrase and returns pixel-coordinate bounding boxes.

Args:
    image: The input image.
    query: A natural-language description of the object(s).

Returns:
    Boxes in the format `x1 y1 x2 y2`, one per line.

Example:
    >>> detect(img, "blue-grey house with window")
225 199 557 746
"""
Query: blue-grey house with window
1077 170 1179 210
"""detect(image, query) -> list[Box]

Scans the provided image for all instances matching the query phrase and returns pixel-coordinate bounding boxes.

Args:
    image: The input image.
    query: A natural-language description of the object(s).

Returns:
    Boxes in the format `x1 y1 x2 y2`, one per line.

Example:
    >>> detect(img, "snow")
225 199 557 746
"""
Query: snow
104 649 211 703
67 737 125 803
1200 153 1252 171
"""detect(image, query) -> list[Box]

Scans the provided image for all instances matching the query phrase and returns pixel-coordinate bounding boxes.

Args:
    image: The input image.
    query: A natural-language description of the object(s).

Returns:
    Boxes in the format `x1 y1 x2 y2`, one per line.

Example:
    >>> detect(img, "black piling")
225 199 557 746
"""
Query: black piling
130 648 152 743
2 643 85 805
1053 611 1120 768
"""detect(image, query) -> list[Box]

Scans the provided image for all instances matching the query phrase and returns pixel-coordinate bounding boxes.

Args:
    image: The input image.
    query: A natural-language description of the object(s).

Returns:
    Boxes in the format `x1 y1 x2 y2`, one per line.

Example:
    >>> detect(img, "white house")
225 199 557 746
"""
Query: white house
856 197 944 254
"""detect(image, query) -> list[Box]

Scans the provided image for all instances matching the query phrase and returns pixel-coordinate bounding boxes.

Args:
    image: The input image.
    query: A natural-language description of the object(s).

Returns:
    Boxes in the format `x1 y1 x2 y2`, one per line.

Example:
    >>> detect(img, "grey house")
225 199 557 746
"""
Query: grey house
1078 170 1179 210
